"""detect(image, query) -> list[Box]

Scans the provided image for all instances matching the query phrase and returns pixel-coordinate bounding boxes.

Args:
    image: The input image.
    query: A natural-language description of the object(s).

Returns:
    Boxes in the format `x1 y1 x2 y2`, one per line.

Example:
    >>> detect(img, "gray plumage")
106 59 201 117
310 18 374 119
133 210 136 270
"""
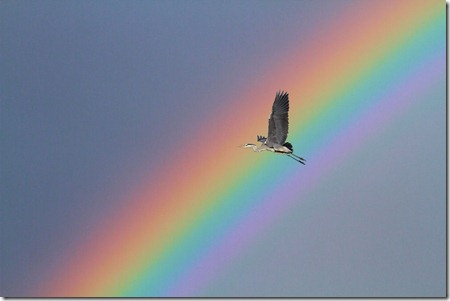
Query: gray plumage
267 91 289 147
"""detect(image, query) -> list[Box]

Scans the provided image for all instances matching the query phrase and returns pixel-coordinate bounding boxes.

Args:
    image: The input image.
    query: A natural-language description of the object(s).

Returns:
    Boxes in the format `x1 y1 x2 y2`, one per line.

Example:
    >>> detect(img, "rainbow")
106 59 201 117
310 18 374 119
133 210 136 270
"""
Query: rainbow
38 0 445 297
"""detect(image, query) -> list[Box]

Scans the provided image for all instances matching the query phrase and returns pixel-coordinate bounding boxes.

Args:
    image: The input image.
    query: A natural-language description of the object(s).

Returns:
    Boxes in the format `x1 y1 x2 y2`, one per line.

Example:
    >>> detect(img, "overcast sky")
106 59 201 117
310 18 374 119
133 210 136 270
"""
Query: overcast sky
1 0 445 297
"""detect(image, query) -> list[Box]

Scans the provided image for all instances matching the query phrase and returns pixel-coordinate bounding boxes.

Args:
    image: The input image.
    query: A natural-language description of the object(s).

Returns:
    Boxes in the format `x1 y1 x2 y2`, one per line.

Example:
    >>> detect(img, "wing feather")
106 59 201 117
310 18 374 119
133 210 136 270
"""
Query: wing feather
267 91 289 145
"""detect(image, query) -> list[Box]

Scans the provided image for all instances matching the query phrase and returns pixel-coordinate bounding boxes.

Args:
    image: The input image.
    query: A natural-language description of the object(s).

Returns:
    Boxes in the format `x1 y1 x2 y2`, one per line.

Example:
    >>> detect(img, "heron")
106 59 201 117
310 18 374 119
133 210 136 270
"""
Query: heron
241 91 306 164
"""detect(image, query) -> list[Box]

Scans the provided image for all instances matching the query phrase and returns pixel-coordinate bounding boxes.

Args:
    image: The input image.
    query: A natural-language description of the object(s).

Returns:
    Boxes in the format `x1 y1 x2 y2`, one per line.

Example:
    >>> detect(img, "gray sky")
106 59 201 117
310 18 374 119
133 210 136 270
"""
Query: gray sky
1 0 445 297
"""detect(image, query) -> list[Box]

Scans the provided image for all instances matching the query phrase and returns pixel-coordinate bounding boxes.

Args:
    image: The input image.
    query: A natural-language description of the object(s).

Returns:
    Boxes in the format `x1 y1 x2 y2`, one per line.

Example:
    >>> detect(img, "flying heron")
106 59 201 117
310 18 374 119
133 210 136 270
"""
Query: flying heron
241 91 306 164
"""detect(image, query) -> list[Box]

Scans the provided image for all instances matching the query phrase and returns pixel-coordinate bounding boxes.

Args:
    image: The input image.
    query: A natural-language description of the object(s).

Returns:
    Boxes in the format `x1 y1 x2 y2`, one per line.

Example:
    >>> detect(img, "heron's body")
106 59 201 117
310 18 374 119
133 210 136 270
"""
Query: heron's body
247 143 290 153
241 91 306 164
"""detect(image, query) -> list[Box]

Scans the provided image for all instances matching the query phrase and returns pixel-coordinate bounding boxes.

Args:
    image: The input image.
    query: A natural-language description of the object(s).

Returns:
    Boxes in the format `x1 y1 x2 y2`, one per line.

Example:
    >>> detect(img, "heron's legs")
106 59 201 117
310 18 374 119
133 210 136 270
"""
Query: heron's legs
287 154 305 165
291 153 306 162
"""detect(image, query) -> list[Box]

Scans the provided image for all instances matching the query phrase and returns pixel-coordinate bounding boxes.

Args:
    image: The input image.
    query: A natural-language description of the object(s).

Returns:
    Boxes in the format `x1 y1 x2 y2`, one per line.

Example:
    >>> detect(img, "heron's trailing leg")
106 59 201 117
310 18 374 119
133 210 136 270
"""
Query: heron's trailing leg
291 153 306 162
287 154 305 164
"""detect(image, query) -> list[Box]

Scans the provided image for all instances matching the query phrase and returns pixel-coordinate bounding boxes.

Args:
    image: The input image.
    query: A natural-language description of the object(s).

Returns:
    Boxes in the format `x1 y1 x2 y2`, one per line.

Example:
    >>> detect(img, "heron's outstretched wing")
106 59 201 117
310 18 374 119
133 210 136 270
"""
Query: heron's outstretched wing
267 91 289 145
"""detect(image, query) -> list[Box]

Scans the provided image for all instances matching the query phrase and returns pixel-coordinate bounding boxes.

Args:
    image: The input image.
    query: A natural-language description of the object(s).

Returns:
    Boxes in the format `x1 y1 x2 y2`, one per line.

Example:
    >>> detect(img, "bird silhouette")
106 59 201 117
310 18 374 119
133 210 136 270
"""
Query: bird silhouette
241 91 306 164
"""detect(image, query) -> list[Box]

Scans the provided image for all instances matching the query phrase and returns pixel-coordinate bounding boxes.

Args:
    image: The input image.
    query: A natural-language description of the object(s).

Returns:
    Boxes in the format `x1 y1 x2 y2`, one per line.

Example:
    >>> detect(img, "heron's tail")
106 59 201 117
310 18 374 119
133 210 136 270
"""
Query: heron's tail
283 142 293 151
